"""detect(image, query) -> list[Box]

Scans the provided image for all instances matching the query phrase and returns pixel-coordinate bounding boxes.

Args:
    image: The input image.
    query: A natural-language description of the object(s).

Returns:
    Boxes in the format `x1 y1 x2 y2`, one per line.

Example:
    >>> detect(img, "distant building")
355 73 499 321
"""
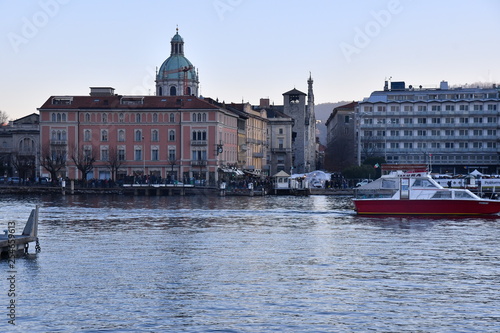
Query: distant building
0 113 39 180
38 90 238 185
325 101 357 171
357 80 500 174
282 74 317 174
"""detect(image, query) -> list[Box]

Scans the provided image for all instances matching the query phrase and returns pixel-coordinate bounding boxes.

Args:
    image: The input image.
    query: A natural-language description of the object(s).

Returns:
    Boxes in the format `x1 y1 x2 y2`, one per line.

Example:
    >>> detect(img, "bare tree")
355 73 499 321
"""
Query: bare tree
70 144 96 183
39 146 66 185
0 110 9 125
11 153 36 182
105 146 125 182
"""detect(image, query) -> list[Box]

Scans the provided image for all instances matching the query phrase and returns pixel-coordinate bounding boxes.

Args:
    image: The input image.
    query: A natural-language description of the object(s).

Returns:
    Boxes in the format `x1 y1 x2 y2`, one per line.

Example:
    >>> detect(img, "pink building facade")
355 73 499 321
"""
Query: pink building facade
38 89 238 185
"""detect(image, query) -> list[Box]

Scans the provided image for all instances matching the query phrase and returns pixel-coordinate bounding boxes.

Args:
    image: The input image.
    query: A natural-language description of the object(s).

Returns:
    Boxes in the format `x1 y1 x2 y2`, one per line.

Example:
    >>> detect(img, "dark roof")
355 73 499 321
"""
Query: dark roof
282 88 306 96
38 95 221 110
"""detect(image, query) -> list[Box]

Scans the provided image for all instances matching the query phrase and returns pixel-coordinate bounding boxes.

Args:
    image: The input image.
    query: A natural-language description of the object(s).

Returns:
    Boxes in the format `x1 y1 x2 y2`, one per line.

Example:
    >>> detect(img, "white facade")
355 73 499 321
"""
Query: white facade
357 81 500 174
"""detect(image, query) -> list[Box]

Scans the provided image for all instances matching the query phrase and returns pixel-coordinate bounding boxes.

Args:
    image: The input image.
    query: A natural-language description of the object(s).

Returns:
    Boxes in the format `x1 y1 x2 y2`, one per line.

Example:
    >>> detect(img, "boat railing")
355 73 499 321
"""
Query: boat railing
354 188 397 199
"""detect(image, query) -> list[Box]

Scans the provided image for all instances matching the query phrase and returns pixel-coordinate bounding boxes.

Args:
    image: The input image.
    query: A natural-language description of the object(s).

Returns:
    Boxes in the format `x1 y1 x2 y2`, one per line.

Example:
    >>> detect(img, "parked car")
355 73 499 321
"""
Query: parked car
0 177 5 184
9 177 20 185
356 179 372 187
39 177 50 185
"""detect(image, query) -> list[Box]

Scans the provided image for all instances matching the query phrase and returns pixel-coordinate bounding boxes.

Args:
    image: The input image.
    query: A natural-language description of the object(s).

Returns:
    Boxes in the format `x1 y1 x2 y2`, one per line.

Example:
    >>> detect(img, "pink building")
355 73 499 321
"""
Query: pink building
38 88 238 185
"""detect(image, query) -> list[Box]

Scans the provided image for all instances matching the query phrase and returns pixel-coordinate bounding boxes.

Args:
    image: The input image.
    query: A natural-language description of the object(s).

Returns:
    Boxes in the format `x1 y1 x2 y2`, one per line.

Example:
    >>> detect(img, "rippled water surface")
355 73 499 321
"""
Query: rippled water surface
1 194 500 332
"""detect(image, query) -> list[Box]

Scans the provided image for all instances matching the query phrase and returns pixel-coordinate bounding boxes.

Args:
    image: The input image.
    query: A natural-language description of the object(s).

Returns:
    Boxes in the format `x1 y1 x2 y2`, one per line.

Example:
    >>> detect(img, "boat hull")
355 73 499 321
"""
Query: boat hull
353 199 500 215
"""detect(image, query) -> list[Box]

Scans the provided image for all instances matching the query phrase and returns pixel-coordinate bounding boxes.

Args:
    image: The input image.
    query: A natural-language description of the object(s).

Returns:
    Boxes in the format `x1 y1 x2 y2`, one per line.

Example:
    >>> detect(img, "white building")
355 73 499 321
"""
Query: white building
357 80 500 174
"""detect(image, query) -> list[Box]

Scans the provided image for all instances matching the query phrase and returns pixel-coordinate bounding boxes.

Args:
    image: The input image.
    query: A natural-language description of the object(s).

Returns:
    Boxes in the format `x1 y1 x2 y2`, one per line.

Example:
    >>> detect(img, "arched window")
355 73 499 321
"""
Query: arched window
51 113 56 122
186 87 192 95
57 113 61 122
102 113 108 123
153 113 158 123
197 131 202 140
192 131 197 141
135 130 142 141
84 130 91 141
57 130 62 140
169 113 175 123
158 86 163 95
61 113 66 122
85 113 91 122
202 131 207 140
152 130 159 141
51 130 57 140
101 130 108 141
119 113 124 123
62 130 67 141
169 130 175 141
197 113 202 122
192 113 196 122
202 113 207 122
136 113 141 123
170 86 177 96
118 129 125 142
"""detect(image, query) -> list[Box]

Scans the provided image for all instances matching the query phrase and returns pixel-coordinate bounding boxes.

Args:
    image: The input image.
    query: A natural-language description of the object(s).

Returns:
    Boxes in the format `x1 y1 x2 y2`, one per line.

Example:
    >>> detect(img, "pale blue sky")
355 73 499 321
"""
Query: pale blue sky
1 0 499 120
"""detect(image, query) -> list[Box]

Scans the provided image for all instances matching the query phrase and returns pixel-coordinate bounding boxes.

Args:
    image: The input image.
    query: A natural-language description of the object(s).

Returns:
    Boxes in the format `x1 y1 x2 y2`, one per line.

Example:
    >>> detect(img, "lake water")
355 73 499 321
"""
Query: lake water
1 194 500 332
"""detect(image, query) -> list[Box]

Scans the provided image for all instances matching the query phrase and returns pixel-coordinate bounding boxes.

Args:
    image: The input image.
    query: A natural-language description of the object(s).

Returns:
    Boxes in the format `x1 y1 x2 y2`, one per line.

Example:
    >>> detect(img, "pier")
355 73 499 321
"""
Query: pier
0 206 40 258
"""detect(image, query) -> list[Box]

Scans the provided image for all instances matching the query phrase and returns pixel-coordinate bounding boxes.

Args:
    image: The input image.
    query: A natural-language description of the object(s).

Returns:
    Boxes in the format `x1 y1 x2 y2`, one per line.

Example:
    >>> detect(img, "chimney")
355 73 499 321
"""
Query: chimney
260 98 270 108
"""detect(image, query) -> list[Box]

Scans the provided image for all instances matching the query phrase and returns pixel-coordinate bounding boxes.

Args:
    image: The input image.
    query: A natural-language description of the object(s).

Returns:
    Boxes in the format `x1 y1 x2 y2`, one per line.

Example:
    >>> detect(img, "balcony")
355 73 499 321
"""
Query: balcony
191 160 207 166
191 140 207 146
50 139 67 146
253 152 264 158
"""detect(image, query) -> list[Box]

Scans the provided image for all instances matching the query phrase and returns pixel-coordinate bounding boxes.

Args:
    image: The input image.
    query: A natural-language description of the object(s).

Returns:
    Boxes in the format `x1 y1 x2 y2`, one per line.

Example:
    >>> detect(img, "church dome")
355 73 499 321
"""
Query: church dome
156 30 196 81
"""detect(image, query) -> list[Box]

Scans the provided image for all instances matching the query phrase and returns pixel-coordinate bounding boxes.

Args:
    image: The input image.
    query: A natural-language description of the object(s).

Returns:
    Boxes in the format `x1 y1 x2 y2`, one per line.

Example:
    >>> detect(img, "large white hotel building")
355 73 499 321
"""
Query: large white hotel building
356 80 500 174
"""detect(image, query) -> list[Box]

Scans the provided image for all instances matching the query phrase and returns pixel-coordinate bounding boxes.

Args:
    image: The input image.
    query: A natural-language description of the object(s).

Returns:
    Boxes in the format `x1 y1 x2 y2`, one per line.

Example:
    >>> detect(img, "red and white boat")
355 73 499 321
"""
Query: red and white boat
353 170 500 215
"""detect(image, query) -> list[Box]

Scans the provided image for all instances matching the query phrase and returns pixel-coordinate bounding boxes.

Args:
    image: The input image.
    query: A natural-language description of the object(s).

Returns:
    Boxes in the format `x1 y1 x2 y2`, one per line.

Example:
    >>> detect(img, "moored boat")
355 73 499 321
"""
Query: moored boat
353 170 500 215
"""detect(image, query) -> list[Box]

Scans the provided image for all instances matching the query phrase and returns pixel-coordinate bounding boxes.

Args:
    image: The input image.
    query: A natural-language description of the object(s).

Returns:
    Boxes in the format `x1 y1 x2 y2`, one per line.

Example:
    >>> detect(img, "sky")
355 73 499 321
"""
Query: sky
1 0 500 120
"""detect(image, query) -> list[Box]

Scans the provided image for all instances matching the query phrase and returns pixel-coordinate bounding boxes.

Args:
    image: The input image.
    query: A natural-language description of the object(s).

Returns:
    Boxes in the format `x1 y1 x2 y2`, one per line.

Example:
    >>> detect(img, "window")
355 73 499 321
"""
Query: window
101 130 108 141
136 113 141 123
135 148 142 161
487 117 497 123
135 130 142 141
417 106 427 112
119 113 124 123
473 130 483 136
445 105 455 111
459 142 468 148
445 117 454 124
170 86 177 96
487 129 497 136
445 130 454 136
102 113 108 123
118 129 125 142
473 105 483 111
390 118 399 124
344 116 350 123
101 147 109 161
168 149 176 161
152 130 159 142
169 130 175 141
459 117 469 124
417 118 427 124
85 113 91 122
169 113 175 123
431 130 440 136
459 105 469 111
417 130 427 136
445 142 454 149
473 142 482 148
390 106 399 112
364 106 373 112
431 118 441 124
151 147 159 161
279 128 283 134
84 130 91 142
404 118 413 124
431 105 441 111
364 118 373 125
459 129 468 136
403 106 412 112
487 104 497 111
390 130 399 136
153 113 158 123
473 117 483 123
404 143 413 149
118 148 125 161
377 106 386 112
404 130 413 136
390 142 399 148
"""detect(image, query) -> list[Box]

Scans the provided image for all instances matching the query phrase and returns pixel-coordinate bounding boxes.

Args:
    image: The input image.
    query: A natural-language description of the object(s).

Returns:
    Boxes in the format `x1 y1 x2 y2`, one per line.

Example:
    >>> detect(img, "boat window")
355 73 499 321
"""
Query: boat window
431 191 452 199
412 179 437 188
454 191 475 199
381 180 397 189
